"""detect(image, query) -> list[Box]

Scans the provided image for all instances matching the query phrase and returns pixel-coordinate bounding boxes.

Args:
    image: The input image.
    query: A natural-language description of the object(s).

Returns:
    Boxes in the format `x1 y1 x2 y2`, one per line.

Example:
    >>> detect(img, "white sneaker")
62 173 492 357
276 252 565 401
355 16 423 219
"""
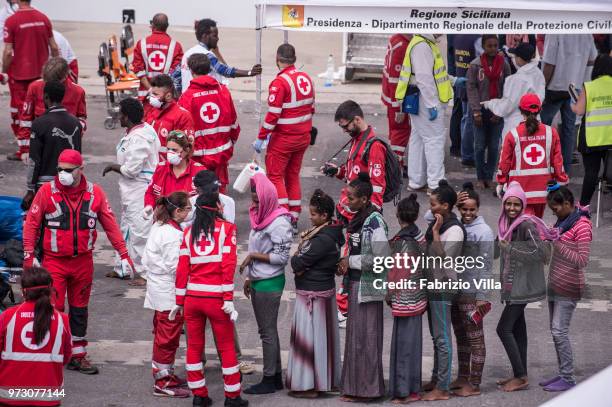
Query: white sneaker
337 311 347 329
239 360 256 375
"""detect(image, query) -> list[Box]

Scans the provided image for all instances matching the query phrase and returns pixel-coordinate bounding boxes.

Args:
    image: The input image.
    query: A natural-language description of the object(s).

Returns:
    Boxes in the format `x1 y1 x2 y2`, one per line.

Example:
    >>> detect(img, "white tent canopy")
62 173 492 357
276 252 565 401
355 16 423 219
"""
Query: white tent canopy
254 0 612 34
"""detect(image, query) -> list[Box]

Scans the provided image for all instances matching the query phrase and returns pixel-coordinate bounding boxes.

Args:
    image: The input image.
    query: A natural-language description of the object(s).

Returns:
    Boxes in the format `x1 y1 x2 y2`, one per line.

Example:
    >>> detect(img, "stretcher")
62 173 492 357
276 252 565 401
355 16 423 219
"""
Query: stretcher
97 25 140 129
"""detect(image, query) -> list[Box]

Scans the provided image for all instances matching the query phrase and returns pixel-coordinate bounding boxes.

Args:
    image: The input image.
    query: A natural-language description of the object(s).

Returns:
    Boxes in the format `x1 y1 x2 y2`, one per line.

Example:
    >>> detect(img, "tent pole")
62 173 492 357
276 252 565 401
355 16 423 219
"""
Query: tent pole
256 4 263 128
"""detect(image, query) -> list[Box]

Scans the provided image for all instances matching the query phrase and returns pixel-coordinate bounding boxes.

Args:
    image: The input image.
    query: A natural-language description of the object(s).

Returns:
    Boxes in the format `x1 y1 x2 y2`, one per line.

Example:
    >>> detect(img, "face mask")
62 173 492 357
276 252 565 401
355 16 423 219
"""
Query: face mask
58 171 74 186
167 151 182 165
148 95 163 109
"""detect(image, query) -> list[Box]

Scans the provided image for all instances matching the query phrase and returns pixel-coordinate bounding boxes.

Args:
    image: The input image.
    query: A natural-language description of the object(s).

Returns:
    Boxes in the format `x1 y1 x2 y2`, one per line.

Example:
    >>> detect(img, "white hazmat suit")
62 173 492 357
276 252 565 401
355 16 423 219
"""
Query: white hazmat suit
482 59 546 139
114 122 160 278
407 34 449 191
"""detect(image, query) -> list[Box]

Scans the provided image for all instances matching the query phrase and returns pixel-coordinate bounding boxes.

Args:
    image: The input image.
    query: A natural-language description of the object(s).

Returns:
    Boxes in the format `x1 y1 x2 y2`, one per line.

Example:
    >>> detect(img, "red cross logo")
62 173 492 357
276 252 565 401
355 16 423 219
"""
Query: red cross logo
21 321 50 350
200 102 220 124
297 75 311 96
523 143 545 166
148 51 166 71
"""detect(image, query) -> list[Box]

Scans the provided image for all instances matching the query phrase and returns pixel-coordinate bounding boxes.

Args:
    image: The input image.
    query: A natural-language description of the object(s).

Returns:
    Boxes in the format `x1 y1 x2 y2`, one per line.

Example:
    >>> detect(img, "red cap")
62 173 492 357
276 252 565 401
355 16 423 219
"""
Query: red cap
519 93 542 113
57 149 83 166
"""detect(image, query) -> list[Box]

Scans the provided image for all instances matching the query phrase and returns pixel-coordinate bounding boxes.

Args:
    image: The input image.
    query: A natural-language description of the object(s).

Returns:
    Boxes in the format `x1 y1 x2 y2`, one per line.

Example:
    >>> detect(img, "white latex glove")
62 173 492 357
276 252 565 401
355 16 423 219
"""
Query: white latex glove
168 305 183 321
121 258 135 280
496 184 505 199
394 112 406 124
142 205 154 220
20 153 29 164
222 301 238 322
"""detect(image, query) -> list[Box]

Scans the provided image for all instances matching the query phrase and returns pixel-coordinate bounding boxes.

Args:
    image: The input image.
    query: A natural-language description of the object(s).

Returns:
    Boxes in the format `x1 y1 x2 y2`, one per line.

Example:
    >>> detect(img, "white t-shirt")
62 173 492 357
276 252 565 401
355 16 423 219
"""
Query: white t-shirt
542 34 597 91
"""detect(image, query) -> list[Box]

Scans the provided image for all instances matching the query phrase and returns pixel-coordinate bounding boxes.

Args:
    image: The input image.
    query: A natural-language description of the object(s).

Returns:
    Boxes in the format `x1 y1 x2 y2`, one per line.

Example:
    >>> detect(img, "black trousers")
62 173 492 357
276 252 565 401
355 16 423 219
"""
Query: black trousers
496 303 528 378
449 95 463 155
580 150 608 206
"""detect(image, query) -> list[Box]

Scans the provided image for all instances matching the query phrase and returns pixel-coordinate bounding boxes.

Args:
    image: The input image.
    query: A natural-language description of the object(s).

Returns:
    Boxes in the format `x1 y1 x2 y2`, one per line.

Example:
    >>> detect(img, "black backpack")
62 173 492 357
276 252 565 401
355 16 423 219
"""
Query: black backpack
362 137 403 204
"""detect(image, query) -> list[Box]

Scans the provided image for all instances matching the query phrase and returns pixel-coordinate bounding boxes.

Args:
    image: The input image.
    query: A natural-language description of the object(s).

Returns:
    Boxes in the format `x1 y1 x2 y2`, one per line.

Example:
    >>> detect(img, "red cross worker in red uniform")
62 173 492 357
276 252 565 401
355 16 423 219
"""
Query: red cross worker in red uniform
22 149 135 375
2 0 59 161
497 93 568 217
179 54 239 193
0 267 72 407
254 44 315 218
322 100 387 223
18 57 87 160
143 131 203 218
144 74 194 161
171 190 247 407
382 34 412 171
132 13 183 99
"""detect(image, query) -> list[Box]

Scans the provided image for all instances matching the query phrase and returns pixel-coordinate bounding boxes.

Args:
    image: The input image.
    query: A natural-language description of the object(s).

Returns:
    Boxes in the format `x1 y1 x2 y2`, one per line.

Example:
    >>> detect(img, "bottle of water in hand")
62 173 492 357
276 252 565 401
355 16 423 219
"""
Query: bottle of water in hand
324 54 334 87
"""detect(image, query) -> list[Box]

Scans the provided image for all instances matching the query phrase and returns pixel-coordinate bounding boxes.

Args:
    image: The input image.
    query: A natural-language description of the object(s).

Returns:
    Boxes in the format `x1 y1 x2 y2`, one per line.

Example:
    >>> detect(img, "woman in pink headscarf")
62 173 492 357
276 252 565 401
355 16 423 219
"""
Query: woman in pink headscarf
240 173 294 395
495 181 554 392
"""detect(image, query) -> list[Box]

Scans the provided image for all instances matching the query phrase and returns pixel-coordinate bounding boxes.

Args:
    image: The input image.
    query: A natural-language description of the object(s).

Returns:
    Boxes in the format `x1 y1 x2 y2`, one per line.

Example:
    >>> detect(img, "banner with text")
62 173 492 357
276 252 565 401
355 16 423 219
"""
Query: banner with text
264 5 612 34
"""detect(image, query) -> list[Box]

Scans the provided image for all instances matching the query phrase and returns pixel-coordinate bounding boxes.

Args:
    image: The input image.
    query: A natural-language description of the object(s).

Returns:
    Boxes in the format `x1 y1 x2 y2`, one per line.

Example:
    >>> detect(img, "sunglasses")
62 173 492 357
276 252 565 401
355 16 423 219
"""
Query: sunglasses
57 167 79 173
338 118 354 130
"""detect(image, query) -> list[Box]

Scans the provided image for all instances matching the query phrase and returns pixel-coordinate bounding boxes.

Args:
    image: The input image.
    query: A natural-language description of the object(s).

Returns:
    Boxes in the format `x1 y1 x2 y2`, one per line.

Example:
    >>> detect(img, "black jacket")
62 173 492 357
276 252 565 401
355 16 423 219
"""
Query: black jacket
291 223 345 291
27 106 83 190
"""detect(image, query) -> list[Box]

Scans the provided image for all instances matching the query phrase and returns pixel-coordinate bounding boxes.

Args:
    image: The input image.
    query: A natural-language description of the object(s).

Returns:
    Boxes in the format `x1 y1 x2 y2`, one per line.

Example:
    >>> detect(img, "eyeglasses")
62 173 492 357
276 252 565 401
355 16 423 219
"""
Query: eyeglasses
57 167 79 173
338 118 354 130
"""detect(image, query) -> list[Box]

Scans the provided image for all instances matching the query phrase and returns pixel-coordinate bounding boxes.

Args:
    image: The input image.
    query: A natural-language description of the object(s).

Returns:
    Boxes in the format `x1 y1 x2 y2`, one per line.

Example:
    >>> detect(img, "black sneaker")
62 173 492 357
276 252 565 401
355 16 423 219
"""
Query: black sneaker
461 159 476 168
67 356 99 375
274 372 284 390
193 395 213 406
225 396 248 407
244 375 276 394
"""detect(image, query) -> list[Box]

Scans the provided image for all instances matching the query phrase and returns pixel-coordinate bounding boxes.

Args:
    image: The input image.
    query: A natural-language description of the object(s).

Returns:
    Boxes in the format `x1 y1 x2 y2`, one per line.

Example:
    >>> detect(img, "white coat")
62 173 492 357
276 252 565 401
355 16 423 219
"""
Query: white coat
114 122 160 277
143 222 183 311
483 60 546 138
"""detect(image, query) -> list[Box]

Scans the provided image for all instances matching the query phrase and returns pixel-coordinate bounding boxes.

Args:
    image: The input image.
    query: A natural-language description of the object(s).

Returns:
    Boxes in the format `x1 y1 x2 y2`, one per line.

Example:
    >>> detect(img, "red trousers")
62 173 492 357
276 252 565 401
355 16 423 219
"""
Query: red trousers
525 203 546 218
43 254 93 358
8 78 35 154
265 134 310 216
387 108 411 166
184 296 241 398
152 310 184 383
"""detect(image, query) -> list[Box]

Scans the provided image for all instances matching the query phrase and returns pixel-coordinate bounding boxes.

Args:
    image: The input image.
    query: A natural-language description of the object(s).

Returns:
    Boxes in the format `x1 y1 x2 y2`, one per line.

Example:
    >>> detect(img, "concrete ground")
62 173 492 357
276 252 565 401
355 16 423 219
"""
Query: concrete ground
0 20 611 407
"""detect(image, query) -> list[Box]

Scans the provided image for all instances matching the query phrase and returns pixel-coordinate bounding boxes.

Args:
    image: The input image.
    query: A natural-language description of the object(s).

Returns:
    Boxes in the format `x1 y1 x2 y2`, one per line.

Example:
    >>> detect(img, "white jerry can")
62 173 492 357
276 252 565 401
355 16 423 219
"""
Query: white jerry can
233 161 266 193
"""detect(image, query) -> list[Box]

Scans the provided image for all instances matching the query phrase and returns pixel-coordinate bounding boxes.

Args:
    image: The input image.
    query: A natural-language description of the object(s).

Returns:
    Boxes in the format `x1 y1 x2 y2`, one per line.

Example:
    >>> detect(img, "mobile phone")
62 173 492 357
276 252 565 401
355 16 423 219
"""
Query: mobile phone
568 83 579 103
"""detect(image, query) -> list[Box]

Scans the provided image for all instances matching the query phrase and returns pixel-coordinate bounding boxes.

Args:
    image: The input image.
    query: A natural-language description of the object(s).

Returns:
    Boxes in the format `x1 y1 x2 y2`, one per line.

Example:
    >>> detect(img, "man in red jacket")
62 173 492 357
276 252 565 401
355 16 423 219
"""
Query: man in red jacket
254 44 314 217
22 149 135 375
322 100 387 223
382 34 412 173
144 74 194 161
2 0 59 161
179 53 240 192
18 57 87 161
133 13 183 99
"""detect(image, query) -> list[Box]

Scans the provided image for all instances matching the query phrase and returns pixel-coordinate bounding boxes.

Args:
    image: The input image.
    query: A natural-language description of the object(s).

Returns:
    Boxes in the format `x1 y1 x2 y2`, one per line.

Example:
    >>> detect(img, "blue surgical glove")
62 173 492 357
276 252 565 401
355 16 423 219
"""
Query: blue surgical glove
252 134 270 153
428 107 438 121
454 77 467 88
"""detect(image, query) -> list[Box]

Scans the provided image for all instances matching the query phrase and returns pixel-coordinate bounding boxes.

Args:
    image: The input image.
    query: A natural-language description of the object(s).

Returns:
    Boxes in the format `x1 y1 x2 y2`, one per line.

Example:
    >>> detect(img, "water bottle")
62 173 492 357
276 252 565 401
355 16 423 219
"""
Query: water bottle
324 54 334 87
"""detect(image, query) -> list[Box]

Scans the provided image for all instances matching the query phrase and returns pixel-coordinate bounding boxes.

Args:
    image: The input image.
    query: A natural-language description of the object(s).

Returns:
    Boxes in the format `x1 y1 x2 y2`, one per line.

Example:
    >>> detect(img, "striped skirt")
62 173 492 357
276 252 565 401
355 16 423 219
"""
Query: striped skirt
285 289 341 392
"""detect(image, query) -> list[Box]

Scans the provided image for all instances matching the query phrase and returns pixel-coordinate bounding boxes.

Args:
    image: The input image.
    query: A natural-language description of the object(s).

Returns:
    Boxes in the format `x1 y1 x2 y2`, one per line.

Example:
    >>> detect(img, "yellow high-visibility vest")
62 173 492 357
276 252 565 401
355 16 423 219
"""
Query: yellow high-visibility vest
395 35 453 104
584 75 612 148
